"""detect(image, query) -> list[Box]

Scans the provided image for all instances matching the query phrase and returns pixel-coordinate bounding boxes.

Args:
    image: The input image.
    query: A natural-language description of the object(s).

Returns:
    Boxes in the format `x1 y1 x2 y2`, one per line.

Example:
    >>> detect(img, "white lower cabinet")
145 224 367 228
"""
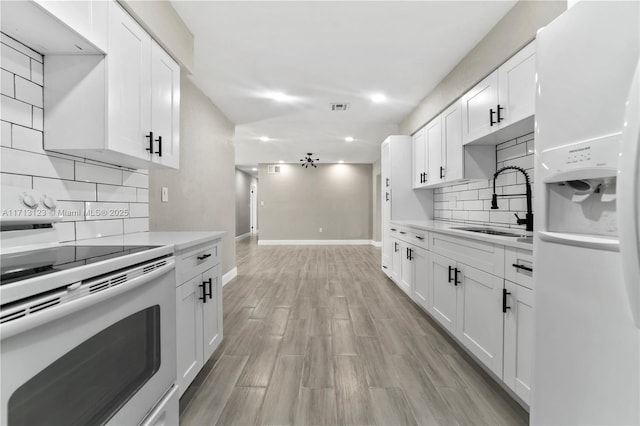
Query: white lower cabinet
503 280 534 405
411 246 429 310
175 240 223 397
429 252 457 333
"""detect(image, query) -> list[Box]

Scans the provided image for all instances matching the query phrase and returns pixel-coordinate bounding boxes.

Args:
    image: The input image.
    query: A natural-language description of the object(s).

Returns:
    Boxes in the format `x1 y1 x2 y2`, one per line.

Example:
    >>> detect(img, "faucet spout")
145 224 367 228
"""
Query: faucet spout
491 166 534 232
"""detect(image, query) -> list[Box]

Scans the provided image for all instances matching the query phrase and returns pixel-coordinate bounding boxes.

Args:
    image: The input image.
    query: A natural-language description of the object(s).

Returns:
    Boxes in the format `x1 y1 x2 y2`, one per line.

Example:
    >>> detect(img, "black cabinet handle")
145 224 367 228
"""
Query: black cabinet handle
207 278 213 300
448 265 453 283
408 248 413 261
399 231 407 235
385 192 389 201
440 166 444 179
382 265 388 269
489 108 496 126
391 228 397 231
394 242 399 252
502 288 512 313
415 236 424 240
155 135 163 157
197 253 212 261
454 268 460 286
512 263 533 272
145 131 154 153
199 281 207 303
419 173 423 184
406 247 409 260
497 104 504 123
385 178 390 187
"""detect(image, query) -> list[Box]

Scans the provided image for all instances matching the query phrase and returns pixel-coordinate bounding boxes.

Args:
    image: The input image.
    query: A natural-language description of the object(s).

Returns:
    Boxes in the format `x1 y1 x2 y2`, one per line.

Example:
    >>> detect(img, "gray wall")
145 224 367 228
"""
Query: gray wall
400 0 566 135
150 75 236 275
258 163 373 241
235 169 257 237
372 159 381 242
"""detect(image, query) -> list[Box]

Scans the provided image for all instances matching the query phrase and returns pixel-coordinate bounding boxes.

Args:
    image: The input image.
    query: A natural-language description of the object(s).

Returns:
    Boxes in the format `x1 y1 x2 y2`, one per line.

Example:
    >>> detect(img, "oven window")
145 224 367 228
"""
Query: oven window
8 306 161 426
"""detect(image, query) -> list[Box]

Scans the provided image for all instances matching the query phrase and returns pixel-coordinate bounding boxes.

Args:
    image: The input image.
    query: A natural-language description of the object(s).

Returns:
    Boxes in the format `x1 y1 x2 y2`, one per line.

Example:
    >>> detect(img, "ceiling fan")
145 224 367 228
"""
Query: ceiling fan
300 153 319 168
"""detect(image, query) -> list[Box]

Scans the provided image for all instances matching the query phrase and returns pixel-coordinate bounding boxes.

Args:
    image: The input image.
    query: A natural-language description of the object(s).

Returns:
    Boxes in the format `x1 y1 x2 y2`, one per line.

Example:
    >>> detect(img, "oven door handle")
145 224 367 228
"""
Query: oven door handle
0 258 175 340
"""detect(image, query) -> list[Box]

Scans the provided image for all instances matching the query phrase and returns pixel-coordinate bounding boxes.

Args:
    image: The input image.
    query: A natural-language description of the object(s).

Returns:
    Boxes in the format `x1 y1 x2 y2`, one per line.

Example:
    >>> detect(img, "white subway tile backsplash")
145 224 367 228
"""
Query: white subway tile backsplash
497 143 526 163
14 76 42 107
1 147 74 179
34 177 96 201
458 190 478 201
1 95 32 127
1 34 42 62
97 184 137 202
1 69 14 96
12 125 43 152
123 171 149 188
502 154 534 171
85 202 129 220
0 43 31 79
467 180 489 190
129 203 149 218
30 59 43 85
463 200 484 210
452 210 468 221
55 222 76 242
509 197 529 212
124 218 149 234
136 188 149 202
1 121 10 147
1 172 31 189
76 162 122 185
76 219 124 240
1 34 149 242
494 170 517 187
32 106 43 130
468 211 490 222
502 184 527 196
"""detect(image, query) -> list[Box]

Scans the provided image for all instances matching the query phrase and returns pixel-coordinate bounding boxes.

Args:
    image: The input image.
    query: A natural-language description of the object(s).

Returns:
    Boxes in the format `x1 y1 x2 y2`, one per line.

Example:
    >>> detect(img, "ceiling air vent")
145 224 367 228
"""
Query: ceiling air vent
267 165 281 174
330 103 349 111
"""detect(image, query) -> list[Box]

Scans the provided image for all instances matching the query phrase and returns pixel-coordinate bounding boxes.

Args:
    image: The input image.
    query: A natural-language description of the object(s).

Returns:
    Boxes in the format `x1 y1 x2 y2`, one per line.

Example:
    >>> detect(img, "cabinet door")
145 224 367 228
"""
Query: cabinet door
411 246 429 310
391 238 402 284
399 244 413 296
425 116 443 186
107 2 151 161
442 101 463 183
176 276 203 396
504 280 534 404
428 252 457 333
455 265 504 378
202 266 222 362
462 71 499 144
412 129 426 188
497 41 536 128
381 141 392 272
151 40 180 169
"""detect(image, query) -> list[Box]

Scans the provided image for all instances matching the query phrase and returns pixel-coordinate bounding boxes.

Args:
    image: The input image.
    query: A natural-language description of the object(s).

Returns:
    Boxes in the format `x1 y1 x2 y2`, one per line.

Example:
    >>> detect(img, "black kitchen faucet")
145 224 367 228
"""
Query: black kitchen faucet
491 166 534 232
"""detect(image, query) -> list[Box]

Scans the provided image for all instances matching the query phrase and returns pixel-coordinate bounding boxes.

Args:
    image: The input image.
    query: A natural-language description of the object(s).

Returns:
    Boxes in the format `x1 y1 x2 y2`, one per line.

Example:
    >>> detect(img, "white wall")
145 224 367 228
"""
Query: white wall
1 33 150 242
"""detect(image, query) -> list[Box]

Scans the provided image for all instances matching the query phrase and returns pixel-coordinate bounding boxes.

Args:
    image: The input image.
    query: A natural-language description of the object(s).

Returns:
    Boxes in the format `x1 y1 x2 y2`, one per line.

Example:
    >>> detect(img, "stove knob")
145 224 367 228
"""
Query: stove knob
21 193 38 209
42 195 58 210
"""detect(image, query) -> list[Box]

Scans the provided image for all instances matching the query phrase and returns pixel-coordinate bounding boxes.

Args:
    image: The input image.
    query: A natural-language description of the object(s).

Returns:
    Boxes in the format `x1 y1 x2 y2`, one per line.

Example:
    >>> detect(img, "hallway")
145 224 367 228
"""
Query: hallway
179 239 528 425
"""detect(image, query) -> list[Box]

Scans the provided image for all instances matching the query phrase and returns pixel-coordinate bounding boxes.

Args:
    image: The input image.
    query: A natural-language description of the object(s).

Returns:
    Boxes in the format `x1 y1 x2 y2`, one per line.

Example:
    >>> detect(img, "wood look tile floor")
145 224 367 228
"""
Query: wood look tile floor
179 237 528 426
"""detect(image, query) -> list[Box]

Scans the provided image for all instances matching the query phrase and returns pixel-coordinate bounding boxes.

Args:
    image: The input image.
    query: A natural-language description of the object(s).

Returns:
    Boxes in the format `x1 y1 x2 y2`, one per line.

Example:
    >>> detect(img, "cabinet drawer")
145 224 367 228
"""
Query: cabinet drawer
177 240 220 284
405 228 428 250
505 247 533 289
430 232 504 276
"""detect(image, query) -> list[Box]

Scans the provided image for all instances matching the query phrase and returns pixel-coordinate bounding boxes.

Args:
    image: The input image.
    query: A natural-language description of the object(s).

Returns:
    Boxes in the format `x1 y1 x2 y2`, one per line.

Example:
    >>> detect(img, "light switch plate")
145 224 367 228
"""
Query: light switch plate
161 187 169 203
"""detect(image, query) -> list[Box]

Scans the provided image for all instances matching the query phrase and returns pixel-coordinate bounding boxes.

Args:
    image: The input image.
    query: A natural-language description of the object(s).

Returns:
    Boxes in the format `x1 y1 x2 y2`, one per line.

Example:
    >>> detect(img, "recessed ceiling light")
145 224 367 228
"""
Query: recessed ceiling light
371 93 386 103
278 160 284 164
338 160 344 164
252 168 257 171
267 92 291 102
345 136 354 142
259 136 269 142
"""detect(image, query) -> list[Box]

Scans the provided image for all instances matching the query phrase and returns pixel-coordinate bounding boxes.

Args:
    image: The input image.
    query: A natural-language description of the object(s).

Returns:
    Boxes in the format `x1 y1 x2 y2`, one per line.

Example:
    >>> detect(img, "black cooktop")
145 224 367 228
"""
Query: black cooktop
0 245 162 285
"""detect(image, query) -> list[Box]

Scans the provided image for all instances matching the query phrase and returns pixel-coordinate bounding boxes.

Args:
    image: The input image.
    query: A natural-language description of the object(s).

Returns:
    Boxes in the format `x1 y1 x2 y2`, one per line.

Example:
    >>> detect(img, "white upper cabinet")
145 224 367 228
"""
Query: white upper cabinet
44 1 181 170
425 116 443 186
462 41 536 145
412 129 427 189
441 101 463 182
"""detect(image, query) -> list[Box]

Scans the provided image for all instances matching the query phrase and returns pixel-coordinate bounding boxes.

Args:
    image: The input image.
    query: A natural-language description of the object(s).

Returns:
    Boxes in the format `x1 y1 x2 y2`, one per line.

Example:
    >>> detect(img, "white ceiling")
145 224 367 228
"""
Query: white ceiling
171 1 517 175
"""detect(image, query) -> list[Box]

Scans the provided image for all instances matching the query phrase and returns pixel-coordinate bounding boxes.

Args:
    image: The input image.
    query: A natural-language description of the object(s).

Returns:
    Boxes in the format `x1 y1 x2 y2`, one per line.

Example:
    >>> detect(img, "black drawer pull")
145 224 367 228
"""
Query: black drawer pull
454 267 460 286
391 228 397 231
399 231 407 235
512 263 533 272
448 265 453 283
415 236 424 240
382 265 388 269
197 253 212 261
199 282 207 303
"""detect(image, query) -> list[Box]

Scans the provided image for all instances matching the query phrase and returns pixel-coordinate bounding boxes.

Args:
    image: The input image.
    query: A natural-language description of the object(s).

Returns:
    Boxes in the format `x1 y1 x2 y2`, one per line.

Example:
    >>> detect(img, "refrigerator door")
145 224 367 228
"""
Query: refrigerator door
618 60 640 328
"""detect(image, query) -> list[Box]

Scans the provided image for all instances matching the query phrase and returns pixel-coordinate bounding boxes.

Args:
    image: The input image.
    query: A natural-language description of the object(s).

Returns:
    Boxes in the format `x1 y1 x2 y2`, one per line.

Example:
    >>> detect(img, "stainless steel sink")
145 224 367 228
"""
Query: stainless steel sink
451 227 530 238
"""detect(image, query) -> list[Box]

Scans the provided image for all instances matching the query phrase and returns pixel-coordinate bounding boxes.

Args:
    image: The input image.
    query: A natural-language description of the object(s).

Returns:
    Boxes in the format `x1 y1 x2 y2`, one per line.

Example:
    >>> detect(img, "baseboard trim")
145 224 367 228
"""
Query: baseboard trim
258 239 377 246
371 240 382 247
235 232 251 241
222 267 237 286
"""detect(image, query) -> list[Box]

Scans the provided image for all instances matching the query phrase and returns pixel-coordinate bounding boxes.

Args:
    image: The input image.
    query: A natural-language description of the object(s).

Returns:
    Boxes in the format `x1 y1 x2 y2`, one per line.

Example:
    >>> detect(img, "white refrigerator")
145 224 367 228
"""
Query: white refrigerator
532 1 640 425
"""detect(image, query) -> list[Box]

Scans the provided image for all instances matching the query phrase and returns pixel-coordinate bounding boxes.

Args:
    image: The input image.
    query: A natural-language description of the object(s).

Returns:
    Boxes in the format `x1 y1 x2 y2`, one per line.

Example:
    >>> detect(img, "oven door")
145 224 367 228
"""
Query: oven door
0 257 176 426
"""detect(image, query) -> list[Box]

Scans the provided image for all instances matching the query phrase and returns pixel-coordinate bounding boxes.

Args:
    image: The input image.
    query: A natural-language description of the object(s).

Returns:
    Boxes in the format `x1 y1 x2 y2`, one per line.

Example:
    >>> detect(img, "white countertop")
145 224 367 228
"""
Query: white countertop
390 219 533 250
73 231 226 252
